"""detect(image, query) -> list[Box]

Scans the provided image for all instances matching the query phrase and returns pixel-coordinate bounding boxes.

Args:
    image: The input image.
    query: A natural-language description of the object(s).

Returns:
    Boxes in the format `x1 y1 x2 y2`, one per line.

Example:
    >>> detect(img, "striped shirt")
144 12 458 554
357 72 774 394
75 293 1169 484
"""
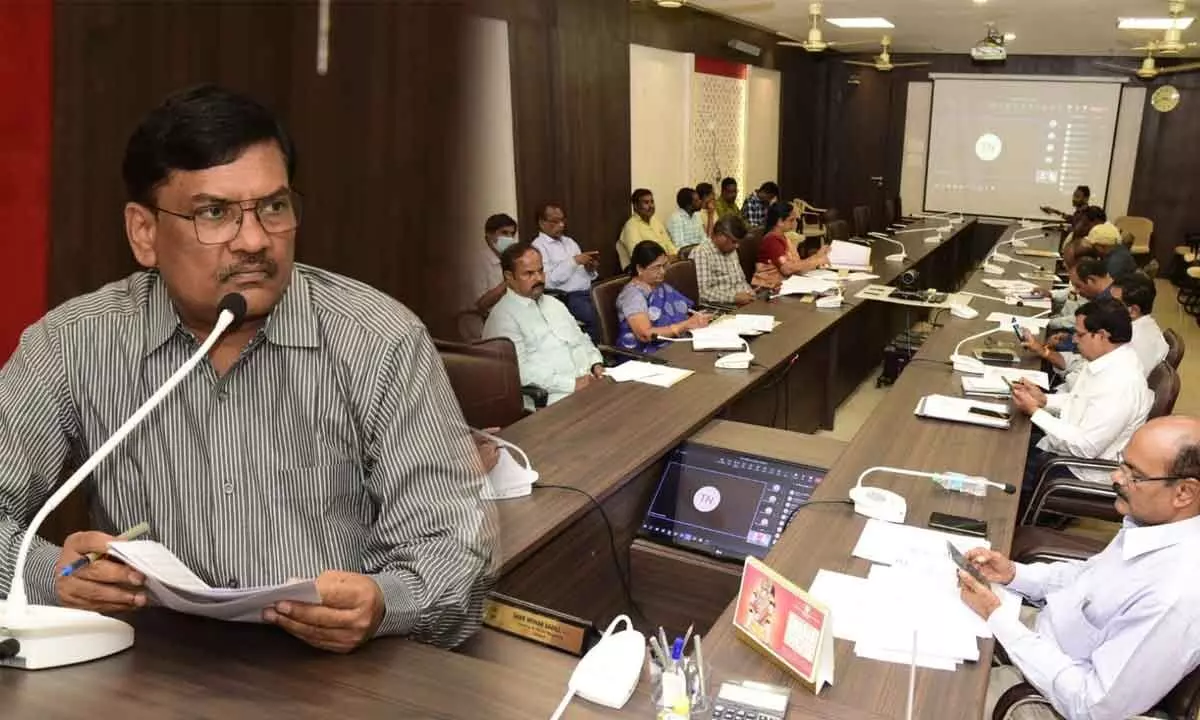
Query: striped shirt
0 264 497 648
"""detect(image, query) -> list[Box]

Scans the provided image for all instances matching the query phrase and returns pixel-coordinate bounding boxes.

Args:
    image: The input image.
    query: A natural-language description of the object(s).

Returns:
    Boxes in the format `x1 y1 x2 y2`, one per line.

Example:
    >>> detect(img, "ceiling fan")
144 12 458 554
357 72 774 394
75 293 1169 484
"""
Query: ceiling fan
778 2 872 52
843 36 931 72
1095 43 1200 79
1128 0 1197 55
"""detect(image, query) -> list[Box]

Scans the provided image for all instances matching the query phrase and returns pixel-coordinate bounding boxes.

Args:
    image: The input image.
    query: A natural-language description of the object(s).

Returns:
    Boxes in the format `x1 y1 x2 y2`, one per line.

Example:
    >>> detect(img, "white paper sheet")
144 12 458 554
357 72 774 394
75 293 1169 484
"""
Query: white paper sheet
986 313 1051 332
915 394 1011 428
107 540 321 623
827 240 872 270
710 313 776 335
778 275 840 296
603 360 693 387
961 368 1051 396
687 327 745 350
808 569 874 643
844 272 881 282
981 279 1038 293
851 519 991 568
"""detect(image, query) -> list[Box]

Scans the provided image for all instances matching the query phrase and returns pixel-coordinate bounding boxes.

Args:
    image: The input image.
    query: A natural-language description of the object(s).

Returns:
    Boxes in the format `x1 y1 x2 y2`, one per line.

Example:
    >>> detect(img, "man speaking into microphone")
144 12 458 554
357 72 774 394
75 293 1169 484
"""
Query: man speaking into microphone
0 85 496 652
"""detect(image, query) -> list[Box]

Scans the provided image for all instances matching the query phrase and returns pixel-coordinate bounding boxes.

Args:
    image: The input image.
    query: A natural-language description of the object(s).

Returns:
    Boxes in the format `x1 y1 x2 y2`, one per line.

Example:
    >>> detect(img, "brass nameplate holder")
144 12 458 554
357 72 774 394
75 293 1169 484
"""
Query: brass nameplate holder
482 593 596 657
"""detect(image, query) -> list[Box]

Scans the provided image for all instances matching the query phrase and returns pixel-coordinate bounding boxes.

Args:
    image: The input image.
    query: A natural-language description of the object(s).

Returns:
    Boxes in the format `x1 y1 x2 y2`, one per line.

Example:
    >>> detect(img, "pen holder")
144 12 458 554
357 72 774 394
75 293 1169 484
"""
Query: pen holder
648 657 712 719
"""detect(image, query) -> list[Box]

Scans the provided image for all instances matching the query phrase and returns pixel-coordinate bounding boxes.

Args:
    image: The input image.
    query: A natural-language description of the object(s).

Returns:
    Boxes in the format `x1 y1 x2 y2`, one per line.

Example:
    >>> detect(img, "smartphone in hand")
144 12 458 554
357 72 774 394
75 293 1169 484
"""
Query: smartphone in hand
947 541 989 585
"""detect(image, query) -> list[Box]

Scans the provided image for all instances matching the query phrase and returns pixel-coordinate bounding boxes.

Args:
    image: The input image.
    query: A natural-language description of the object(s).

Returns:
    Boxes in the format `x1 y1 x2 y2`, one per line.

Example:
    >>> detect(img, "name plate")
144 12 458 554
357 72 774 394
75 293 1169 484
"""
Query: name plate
482 593 595 657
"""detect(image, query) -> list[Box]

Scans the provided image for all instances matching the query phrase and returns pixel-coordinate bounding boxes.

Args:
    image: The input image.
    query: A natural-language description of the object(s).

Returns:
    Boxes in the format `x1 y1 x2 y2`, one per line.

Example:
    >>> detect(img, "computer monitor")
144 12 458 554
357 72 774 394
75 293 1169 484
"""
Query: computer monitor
639 442 825 562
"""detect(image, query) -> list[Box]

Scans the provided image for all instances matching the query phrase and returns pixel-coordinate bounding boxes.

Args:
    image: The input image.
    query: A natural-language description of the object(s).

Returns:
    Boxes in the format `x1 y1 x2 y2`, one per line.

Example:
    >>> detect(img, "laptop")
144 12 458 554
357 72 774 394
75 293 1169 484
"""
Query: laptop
639 442 825 562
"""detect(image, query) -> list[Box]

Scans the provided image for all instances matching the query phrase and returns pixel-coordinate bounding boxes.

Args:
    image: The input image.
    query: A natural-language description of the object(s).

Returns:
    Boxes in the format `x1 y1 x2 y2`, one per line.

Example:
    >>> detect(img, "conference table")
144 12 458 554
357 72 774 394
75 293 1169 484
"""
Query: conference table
4 219 1061 719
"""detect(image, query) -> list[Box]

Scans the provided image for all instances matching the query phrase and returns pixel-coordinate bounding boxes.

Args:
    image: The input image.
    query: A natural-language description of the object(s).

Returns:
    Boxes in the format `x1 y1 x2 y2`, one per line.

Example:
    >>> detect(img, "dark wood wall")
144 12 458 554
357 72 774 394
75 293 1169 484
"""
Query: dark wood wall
477 0 783 275
51 0 469 339
784 51 1199 266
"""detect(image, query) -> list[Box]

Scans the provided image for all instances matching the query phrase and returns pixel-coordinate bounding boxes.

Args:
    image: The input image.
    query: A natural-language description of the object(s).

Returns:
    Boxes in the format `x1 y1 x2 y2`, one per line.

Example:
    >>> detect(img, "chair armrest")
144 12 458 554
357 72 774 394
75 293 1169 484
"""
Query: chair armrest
520 384 549 409
1022 456 1120 525
993 682 1052 720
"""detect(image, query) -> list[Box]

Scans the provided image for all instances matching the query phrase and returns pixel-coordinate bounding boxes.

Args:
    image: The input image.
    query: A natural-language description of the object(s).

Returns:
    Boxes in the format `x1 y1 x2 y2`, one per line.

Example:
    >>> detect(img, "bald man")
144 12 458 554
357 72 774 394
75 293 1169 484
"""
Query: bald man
960 417 1200 720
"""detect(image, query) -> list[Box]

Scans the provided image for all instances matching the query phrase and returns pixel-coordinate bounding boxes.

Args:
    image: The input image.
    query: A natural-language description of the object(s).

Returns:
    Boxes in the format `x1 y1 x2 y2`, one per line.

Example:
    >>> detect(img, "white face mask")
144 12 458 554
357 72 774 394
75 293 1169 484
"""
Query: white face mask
473 429 539 500
494 235 518 253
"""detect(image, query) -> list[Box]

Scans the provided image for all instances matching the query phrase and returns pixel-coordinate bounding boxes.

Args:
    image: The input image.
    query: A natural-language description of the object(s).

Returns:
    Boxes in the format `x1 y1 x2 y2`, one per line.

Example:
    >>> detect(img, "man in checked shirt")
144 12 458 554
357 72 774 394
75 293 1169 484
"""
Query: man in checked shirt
0 85 497 653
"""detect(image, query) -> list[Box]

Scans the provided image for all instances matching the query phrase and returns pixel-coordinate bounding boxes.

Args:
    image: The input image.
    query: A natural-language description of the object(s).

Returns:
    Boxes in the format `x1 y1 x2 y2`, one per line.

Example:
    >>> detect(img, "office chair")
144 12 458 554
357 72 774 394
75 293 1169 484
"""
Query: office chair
993 666 1200 720
736 230 763 284
434 338 547 428
1113 215 1154 265
795 200 827 241
455 309 487 342
1164 328 1185 370
664 259 698 305
1019 361 1180 526
825 219 851 242
590 274 631 347
677 244 696 261
852 205 871 238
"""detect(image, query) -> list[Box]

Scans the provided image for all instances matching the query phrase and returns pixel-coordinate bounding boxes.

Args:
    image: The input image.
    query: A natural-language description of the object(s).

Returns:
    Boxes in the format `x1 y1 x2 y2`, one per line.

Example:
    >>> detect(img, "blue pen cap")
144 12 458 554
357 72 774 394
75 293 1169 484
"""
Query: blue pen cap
671 637 684 660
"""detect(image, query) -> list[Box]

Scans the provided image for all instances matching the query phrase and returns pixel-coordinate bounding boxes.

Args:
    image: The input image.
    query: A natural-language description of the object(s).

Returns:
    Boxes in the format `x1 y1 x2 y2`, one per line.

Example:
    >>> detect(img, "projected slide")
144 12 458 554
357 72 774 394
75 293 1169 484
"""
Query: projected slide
924 78 1122 218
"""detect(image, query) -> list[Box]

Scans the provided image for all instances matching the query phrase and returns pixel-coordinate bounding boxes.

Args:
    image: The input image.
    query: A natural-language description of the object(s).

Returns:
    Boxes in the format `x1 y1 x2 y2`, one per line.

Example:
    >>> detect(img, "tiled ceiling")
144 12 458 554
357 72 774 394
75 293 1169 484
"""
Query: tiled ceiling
687 0 1198 56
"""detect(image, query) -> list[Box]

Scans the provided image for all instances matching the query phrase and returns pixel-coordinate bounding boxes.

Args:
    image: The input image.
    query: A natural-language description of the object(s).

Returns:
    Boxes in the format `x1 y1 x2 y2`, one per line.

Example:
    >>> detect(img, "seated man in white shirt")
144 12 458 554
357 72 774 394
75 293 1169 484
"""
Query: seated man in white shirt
1011 298 1153 514
1022 271 1167 388
483 244 604 406
959 415 1200 720
530 203 600 342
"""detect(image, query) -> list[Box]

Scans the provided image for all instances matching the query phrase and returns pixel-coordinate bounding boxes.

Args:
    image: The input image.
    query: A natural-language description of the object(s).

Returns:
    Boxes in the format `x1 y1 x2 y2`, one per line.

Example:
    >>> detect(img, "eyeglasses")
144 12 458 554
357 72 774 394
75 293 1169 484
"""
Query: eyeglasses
1115 454 1192 484
645 262 669 274
151 189 303 245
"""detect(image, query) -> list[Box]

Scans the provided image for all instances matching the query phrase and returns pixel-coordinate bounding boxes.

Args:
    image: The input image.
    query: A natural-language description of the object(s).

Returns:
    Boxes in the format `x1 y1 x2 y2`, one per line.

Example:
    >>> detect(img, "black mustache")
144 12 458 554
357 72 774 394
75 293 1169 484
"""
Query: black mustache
220 257 278 282
533 283 545 290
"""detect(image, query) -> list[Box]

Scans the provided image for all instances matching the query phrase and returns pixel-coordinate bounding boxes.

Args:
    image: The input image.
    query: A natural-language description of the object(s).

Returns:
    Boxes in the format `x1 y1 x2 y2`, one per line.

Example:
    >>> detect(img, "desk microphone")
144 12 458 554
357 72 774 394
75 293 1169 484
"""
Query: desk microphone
849 465 1015 524
598 344 667 365
0 292 247 670
868 233 908 262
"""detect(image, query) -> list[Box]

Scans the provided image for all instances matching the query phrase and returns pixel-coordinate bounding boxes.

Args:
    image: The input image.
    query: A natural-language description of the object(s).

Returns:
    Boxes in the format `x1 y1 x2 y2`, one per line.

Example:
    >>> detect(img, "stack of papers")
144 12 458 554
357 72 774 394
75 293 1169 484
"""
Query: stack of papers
915 394 1011 429
778 275 839 296
981 279 1038 293
107 540 320 622
603 360 693 387
961 368 1050 398
711 313 777 335
986 313 1050 333
827 240 872 271
688 327 746 350
803 269 880 283
808 520 1021 670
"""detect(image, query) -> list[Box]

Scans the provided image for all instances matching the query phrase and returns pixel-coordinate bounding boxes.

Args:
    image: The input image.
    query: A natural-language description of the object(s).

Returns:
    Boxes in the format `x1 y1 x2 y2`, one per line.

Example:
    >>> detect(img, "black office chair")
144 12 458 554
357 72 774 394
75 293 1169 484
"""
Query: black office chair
993 666 1200 720
1165 328 1185 369
825 219 851 242
736 230 763 283
677 244 696 261
852 205 871 238
665 259 698 305
590 275 631 348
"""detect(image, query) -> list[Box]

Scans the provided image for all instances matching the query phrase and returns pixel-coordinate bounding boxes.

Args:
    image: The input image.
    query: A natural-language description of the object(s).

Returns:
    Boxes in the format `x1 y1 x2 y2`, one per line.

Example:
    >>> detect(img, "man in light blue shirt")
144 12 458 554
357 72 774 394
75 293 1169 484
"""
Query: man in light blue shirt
666 187 705 250
959 416 1200 720
483 244 604 406
530 203 600 342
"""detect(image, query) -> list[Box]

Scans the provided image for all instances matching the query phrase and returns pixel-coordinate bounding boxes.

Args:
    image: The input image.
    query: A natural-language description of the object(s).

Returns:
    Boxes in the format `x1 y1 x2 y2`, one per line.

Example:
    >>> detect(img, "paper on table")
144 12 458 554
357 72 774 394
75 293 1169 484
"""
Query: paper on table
844 272 880 282
1005 296 1051 310
863 565 980 662
866 561 1021 641
961 368 1051 396
986 313 1051 332
778 275 839 296
808 569 873 643
603 360 693 387
854 644 958 672
688 327 745 350
710 313 777 334
106 540 321 623
915 394 1011 429
981 279 1038 293
803 269 840 280
851 519 990 568
827 240 872 270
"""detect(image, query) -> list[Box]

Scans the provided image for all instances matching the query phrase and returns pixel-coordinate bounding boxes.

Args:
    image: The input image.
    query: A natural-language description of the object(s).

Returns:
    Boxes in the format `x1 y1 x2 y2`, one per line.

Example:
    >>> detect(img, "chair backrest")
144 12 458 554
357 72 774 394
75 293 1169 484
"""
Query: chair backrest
825 218 851 241
434 337 525 429
677 244 696 261
1164 328 1185 369
590 274 632 347
852 205 871 237
736 230 763 283
616 240 631 273
1113 215 1154 253
1147 361 1181 419
883 197 897 227
665 259 698 305
455 309 487 342
1158 663 1200 719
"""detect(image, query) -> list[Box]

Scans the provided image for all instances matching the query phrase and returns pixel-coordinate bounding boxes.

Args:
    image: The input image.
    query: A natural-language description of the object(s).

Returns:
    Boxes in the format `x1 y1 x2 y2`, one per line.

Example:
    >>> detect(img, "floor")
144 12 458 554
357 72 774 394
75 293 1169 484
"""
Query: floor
818 278 1199 542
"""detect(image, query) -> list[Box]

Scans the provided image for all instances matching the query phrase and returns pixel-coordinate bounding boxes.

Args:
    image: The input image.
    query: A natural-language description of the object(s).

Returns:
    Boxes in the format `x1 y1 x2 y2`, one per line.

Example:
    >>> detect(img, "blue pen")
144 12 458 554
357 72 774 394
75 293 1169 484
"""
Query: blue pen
671 637 684 670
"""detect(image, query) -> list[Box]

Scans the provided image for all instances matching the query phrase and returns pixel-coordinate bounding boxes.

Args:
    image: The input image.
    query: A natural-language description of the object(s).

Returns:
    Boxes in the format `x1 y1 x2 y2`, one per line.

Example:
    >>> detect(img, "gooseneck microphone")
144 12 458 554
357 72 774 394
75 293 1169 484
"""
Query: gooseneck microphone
0 292 247 670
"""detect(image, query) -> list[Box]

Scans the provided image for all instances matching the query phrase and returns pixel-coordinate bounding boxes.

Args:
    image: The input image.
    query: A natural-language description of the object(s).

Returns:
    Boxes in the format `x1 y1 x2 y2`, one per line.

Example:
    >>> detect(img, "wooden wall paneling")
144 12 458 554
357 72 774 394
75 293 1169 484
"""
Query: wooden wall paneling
508 15 561 237
629 4 781 71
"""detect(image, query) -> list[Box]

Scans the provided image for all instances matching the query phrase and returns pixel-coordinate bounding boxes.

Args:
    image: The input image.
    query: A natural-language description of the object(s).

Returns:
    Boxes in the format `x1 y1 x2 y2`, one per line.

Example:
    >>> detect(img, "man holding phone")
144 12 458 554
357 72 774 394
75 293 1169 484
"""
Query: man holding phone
531 203 601 342
958 416 1200 720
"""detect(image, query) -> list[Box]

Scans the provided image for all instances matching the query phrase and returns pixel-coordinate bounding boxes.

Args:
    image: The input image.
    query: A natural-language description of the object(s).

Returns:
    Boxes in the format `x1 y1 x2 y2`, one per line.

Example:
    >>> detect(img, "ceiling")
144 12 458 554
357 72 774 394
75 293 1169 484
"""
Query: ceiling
686 0 1197 56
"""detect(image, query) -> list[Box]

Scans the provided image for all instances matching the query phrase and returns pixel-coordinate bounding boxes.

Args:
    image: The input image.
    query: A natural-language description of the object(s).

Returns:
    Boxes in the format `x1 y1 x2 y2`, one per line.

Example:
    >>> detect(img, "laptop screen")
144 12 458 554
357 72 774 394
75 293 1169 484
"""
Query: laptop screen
639 442 825 562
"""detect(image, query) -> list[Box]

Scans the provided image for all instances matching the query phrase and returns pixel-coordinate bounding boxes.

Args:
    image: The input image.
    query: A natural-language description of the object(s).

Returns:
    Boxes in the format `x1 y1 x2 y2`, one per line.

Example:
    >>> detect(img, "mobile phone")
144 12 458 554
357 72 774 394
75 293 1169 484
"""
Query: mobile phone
947 541 989 585
930 511 988 538
1010 319 1024 342
968 406 1009 420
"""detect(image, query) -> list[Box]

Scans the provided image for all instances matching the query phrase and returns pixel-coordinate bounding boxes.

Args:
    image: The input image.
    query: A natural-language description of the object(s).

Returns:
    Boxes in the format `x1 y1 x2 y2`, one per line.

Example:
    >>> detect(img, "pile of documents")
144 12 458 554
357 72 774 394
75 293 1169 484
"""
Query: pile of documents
960 368 1050 399
915 394 1010 429
107 540 320 622
803 269 880 283
778 275 839 297
710 313 777 335
603 360 693 388
827 240 873 272
808 520 1021 671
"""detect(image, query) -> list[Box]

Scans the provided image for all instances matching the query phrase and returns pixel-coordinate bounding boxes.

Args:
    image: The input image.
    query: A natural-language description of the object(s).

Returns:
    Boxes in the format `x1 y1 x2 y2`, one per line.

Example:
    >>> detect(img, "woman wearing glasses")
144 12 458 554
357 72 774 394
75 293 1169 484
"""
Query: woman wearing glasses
615 241 711 353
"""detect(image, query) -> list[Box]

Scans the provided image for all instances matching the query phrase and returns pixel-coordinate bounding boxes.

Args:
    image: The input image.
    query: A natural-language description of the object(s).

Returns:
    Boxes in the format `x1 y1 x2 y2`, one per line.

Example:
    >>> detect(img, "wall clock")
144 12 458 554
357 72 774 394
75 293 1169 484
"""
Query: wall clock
1152 84 1181 113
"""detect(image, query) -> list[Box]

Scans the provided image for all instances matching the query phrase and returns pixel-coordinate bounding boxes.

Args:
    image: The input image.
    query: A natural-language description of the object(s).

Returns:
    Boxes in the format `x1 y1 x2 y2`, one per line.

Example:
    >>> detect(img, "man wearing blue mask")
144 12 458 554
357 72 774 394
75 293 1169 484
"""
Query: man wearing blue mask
473 213 518 313
530 203 600 342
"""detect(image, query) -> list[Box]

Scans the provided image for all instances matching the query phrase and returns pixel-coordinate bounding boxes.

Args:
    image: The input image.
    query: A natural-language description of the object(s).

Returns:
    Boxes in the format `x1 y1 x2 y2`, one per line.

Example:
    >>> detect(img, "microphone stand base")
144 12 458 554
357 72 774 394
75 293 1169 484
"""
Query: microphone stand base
0 602 133 669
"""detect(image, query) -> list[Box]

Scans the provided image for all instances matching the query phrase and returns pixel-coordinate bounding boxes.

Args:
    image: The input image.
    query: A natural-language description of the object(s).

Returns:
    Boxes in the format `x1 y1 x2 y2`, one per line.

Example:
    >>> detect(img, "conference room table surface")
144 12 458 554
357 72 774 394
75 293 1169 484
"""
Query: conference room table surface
697 222 1059 720
495 217 992 574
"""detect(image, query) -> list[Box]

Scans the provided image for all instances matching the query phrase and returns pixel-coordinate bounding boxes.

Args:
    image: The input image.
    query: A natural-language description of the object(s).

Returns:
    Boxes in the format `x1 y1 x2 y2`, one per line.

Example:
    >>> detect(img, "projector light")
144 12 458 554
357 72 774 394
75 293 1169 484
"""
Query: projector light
656 0 684 7
827 17 895 29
